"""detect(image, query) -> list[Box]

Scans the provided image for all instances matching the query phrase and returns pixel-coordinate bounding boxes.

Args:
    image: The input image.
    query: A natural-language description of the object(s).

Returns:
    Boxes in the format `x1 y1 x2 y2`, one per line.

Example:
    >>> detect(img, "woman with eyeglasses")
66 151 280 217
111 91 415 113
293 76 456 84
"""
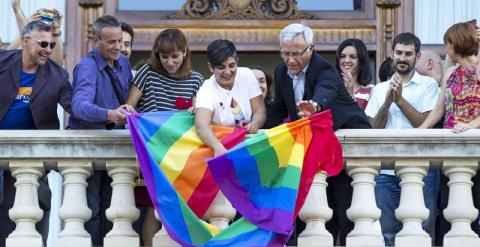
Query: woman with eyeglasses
335 38 373 110
125 28 203 246
195 39 266 157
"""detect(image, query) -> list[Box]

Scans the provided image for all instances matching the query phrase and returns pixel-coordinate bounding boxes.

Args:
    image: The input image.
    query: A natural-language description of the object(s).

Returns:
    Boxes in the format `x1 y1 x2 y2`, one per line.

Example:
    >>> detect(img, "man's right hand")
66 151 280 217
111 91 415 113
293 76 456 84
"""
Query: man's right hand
107 105 132 125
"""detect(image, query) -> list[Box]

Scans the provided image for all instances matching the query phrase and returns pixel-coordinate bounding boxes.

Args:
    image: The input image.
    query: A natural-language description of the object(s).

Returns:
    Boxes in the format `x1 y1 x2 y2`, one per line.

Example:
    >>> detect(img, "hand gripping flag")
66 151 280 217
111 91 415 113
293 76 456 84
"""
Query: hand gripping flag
127 110 343 246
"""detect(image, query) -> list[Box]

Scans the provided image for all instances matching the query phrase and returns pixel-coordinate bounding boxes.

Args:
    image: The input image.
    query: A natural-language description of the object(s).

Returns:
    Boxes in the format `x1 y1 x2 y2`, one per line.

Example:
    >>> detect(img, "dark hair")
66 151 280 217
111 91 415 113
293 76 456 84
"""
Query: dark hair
121 21 134 43
378 57 395 82
207 39 238 68
443 22 479 57
92 15 121 37
335 38 372 86
392 32 421 54
150 29 192 79
22 20 52 37
249 66 273 102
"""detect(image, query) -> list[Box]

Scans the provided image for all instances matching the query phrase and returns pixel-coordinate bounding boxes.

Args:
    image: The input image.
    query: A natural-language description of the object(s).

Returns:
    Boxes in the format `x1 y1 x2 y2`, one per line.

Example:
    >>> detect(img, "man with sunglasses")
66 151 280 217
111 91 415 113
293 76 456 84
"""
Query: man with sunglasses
0 20 72 129
264 23 371 246
0 20 73 242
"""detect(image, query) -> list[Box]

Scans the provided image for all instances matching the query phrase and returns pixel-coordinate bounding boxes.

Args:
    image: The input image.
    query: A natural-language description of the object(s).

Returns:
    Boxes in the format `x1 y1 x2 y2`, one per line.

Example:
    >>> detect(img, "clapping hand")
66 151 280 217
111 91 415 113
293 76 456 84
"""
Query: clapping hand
390 73 405 105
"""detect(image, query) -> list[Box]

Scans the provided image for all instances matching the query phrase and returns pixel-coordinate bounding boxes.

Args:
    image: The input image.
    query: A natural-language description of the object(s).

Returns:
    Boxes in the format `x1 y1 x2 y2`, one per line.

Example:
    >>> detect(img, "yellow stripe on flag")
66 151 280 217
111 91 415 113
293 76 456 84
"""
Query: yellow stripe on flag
159 126 203 182
264 124 294 168
288 142 304 168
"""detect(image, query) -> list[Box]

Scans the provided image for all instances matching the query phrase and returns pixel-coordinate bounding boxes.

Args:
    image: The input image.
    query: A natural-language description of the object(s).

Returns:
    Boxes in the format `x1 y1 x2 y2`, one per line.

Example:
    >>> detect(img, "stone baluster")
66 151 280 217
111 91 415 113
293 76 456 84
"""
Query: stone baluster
346 159 383 247
443 160 480 247
203 191 236 230
6 161 44 247
394 160 430 247
298 171 333 247
56 160 93 247
104 160 140 247
153 210 179 247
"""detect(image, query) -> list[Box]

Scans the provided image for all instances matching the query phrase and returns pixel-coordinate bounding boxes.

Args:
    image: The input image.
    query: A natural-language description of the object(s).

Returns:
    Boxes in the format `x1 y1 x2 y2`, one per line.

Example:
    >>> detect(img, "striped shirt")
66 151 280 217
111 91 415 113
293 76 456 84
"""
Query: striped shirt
133 64 204 112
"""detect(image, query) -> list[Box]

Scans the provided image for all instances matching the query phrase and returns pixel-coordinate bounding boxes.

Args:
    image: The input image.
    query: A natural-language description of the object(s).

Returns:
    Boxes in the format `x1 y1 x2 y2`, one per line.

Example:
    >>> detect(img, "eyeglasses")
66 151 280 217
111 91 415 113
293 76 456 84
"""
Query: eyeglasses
30 39 56 49
280 45 311 59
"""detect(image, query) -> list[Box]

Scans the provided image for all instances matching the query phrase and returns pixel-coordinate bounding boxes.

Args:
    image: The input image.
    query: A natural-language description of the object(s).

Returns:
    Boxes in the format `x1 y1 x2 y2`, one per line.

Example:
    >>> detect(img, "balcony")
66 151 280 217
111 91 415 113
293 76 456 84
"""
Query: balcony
0 129 479 246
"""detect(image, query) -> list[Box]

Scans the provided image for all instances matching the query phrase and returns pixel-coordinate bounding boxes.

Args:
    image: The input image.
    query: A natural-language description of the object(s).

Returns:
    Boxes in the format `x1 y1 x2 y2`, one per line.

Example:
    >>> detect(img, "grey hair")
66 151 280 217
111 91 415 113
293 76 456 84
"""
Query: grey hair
22 20 52 38
279 23 313 46
92 15 121 37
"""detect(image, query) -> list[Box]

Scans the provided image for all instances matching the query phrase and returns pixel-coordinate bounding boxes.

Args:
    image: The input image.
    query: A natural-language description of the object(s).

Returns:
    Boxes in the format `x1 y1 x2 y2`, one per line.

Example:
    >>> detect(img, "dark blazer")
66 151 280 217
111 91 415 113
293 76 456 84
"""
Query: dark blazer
0 49 73 129
264 52 370 130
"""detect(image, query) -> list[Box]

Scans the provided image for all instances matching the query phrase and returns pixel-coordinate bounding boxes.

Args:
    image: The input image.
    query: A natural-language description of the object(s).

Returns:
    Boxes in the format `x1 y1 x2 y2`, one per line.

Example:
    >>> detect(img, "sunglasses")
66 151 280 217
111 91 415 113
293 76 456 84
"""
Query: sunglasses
30 39 56 49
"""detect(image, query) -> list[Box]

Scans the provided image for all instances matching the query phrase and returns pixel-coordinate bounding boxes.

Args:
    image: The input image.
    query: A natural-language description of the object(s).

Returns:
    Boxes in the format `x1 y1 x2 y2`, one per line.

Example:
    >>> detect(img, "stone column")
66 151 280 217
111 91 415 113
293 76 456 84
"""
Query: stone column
203 191 236 230
395 160 430 247
443 160 480 247
104 160 140 247
153 210 179 247
298 171 333 247
56 160 93 247
346 159 383 247
6 161 44 247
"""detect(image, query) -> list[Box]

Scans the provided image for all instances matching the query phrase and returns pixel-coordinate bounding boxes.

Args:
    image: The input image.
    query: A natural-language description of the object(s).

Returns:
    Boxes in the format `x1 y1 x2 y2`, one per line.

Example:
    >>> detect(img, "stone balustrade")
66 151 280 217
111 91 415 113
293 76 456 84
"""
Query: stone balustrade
0 129 479 246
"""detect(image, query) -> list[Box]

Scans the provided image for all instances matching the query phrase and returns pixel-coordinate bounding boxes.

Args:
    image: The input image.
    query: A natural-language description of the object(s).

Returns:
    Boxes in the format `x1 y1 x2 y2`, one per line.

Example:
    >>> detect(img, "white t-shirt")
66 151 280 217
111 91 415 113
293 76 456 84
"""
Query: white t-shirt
365 71 439 129
196 67 262 127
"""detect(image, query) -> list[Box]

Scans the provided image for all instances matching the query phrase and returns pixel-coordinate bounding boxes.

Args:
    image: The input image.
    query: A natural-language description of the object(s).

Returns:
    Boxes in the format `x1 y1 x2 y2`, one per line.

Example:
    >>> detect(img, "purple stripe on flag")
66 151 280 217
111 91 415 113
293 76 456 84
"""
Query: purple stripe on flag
208 154 294 235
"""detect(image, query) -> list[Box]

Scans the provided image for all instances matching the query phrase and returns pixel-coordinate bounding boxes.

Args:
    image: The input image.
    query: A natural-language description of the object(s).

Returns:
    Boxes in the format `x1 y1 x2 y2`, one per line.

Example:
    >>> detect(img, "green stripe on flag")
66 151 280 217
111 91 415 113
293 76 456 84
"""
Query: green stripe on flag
177 196 213 245
210 217 258 240
146 112 195 165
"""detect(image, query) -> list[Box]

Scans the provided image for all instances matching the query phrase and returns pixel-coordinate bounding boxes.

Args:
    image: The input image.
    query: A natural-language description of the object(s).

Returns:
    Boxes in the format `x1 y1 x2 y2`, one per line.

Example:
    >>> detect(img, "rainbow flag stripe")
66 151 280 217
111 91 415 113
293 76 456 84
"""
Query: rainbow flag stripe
127 110 343 246
207 110 343 235
128 111 246 245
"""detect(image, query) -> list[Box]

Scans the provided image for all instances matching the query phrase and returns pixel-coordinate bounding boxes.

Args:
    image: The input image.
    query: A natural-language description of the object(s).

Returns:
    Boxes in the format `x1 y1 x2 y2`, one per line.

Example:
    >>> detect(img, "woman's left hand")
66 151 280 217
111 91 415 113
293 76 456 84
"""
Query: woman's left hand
245 122 258 134
452 122 473 133
187 106 196 113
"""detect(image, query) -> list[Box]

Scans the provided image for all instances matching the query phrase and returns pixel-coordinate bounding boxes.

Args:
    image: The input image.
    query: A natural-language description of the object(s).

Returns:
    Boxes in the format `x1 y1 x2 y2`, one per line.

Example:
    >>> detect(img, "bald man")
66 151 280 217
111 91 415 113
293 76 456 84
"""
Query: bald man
415 50 443 86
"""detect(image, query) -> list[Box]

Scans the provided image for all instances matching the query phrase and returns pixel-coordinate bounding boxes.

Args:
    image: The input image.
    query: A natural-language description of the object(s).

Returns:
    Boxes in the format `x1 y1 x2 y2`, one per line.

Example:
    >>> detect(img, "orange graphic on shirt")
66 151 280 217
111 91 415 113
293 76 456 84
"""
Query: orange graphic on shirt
18 87 32 95
17 87 32 103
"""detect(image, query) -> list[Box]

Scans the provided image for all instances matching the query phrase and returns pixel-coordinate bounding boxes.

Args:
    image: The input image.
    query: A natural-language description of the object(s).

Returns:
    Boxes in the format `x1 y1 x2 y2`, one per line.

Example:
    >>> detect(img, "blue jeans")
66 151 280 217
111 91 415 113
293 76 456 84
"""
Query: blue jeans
375 170 440 246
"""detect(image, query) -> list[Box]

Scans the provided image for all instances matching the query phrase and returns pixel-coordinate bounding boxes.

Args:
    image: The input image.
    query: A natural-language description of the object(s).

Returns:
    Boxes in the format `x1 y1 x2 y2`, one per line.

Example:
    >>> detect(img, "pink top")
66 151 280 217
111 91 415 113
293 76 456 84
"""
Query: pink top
443 66 480 128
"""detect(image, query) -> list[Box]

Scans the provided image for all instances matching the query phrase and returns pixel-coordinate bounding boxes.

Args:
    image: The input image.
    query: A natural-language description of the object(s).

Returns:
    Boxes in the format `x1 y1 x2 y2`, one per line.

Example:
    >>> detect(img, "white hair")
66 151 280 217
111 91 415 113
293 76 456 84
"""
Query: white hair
279 23 313 46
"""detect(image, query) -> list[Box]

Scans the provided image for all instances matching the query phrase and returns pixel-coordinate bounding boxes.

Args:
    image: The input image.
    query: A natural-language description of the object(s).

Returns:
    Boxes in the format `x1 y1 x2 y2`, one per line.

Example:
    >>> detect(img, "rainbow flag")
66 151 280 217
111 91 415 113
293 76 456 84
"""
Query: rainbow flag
127 110 343 246
207 110 343 235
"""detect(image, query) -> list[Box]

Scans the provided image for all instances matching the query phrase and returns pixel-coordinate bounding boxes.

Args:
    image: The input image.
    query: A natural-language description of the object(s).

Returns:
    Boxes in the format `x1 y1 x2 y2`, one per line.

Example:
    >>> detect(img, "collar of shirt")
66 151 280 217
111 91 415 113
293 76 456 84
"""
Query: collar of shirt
390 71 421 87
92 48 122 72
287 63 310 80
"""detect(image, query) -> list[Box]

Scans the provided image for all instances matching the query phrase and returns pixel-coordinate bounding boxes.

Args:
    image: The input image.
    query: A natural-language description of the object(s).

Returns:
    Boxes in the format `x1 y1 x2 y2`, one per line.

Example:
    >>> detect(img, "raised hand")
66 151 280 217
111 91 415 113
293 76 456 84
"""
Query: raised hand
11 0 21 11
341 70 355 92
297 100 319 118
390 73 405 105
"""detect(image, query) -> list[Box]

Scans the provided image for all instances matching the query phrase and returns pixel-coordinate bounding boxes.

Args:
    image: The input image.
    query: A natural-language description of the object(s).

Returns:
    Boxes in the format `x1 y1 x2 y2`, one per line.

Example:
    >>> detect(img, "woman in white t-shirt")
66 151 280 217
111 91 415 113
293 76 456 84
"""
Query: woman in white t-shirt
195 39 266 156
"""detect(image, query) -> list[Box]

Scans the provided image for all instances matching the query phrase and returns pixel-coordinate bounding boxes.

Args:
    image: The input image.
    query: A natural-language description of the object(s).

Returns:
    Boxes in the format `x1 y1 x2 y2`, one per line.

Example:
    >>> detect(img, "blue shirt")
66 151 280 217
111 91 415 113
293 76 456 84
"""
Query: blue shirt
0 71 36 129
69 48 132 129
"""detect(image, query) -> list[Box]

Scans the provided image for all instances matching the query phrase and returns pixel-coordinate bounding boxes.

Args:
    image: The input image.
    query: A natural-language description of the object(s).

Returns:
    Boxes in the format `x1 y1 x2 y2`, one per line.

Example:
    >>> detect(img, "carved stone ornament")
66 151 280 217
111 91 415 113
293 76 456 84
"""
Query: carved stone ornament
78 0 103 8
168 0 307 20
376 0 401 8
